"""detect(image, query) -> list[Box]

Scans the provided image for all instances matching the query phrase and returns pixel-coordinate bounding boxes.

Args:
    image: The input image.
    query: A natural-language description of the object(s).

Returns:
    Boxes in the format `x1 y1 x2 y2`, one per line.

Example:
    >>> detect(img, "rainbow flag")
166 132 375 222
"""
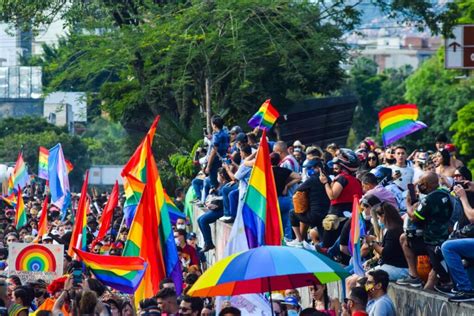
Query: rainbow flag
349 195 365 276
379 104 427 147
96 181 119 242
1 192 17 207
68 171 89 257
65 159 74 174
15 187 26 230
123 132 182 307
74 248 147 294
164 190 185 225
34 195 49 243
9 152 29 194
242 129 283 248
121 116 159 226
38 147 49 180
248 99 280 131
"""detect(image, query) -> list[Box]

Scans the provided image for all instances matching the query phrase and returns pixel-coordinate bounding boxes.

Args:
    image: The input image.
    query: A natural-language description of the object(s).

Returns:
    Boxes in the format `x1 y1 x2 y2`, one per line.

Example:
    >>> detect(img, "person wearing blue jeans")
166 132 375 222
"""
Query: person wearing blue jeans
204 115 229 188
278 195 293 239
191 177 212 202
442 184 474 302
222 182 238 217
198 207 223 252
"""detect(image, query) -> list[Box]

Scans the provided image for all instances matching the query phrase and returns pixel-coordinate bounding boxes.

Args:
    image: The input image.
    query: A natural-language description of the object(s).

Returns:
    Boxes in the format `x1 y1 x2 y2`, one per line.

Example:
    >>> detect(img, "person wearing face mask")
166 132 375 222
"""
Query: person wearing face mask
174 229 199 267
281 296 300 316
365 270 396 316
175 218 187 231
363 203 408 281
287 158 330 248
397 172 453 289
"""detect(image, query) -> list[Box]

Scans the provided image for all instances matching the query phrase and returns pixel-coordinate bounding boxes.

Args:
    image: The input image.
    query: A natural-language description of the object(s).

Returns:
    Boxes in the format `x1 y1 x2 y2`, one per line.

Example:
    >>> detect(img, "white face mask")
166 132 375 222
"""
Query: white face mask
174 238 181 246
362 212 371 221
176 224 186 230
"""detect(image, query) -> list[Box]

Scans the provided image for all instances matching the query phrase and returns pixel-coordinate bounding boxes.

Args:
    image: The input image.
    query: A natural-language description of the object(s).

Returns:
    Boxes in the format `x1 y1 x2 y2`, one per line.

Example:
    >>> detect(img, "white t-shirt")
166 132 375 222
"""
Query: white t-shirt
389 164 414 191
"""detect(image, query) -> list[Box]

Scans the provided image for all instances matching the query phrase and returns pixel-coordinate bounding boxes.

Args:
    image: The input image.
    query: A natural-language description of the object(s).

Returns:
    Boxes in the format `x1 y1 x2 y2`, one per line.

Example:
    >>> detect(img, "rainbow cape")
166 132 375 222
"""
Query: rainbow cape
38 147 49 180
248 99 279 131
123 119 182 307
242 129 282 248
15 187 26 230
68 171 89 257
9 152 29 194
349 195 365 276
121 116 159 226
164 190 185 225
379 104 427 147
74 248 147 294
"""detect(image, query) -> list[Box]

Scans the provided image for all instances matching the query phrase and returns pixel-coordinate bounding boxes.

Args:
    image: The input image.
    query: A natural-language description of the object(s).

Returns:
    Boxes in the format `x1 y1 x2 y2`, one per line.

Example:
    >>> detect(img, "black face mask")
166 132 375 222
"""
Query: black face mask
385 158 396 164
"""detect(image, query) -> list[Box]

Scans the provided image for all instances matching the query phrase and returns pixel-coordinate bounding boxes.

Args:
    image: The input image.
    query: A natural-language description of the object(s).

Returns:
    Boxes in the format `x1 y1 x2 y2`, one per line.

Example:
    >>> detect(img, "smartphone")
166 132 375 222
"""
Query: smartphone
407 183 418 204
72 268 82 287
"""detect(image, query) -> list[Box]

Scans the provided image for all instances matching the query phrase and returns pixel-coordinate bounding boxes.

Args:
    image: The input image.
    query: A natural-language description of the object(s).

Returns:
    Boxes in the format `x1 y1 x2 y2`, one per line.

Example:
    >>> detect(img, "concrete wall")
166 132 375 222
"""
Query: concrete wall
389 283 474 316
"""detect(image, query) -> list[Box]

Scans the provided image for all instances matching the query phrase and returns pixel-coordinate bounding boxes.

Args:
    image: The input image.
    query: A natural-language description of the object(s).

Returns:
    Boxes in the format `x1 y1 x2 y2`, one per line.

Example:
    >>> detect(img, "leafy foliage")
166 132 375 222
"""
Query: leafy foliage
451 103 474 170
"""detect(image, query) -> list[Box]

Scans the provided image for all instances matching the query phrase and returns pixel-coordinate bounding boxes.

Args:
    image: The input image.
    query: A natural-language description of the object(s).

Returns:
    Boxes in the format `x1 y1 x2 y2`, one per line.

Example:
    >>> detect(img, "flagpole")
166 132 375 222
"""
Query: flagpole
114 215 126 243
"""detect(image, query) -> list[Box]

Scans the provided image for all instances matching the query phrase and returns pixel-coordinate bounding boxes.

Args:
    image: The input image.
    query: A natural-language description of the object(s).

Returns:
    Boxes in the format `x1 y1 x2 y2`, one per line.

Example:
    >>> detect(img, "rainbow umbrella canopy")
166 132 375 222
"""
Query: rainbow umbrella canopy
188 245 349 297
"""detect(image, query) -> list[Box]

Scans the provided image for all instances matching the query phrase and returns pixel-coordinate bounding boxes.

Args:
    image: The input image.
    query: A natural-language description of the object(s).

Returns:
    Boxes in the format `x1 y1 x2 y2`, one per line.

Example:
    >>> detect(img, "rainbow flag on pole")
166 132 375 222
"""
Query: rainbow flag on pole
9 152 29 194
74 248 147 294
38 147 49 180
34 195 49 243
242 129 282 248
248 99 280 131
379 104 427 147
121 116 159 226
349 195 365 276
68 171 89 257
1 192 17 207
123 121 182 307
164 190 185 225
15 187 26 230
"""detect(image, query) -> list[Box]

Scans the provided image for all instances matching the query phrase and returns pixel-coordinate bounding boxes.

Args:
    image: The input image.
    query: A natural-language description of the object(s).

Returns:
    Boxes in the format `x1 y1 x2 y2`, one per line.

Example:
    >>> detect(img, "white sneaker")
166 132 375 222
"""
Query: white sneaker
302 240 315 251
286 239 303 248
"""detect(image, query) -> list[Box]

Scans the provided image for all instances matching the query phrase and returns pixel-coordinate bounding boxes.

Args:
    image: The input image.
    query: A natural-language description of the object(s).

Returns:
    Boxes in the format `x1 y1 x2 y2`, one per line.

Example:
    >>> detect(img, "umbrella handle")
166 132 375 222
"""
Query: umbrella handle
267 277 274 316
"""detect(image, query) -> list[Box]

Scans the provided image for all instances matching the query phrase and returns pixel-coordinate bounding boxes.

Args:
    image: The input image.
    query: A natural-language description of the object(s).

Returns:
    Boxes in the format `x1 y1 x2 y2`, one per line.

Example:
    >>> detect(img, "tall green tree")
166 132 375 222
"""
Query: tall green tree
451 101 474 169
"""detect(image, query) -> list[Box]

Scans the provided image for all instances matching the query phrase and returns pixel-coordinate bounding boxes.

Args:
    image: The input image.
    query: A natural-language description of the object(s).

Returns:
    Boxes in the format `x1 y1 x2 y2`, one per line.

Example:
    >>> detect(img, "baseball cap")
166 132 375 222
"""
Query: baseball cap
235 132 247 142
230 126 242 134
186 232 197 240
282 296 299 307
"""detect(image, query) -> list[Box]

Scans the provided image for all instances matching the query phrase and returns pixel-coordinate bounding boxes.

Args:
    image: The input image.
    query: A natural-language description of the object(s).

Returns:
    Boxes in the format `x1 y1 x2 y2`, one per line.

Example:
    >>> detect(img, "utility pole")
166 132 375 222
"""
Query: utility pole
205 77 211 135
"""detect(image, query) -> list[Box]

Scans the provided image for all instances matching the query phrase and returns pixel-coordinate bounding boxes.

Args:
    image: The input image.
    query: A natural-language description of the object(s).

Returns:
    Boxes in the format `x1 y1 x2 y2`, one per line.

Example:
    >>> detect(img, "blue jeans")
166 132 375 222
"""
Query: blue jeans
191 177 212 202
278 196 293 239
209 160 221 188
222 182 238 217
441 238 474 291
198 209 223 246
227 189 239 218
372 264 409 281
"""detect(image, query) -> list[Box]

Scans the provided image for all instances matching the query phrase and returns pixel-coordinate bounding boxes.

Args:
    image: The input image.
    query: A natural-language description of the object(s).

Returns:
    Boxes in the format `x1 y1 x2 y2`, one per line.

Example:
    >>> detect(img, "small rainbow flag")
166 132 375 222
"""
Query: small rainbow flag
248 99 279 131
1 192 17 207
65 159 74 174
15 187 26 230
9 152 29 194
68 171 89 257
349 195 365 276
379 104 427 147
74 248 147 294
242 129 282 248
164 190 185 225
38 147 49 180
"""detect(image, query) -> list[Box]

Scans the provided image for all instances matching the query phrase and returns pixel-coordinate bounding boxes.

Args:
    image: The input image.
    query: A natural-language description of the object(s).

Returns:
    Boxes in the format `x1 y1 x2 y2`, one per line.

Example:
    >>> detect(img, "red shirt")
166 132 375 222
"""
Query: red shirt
181 244 199 266
353 311 368 316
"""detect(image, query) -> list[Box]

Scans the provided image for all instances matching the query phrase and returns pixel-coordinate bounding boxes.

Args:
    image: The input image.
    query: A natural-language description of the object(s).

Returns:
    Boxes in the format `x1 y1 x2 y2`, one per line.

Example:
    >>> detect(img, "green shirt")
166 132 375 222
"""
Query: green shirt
414 188 453 245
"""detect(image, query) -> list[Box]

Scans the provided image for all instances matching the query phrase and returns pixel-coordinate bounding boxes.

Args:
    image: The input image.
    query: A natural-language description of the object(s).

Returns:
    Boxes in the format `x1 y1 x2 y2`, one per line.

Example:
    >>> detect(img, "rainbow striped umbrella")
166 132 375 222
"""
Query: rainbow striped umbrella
188 245 349 297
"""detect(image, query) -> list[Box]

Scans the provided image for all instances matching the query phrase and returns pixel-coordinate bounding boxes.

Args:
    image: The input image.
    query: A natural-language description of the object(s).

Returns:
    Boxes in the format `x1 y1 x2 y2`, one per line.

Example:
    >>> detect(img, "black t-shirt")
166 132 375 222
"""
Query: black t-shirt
272 166 292 197
297 173 330 214
381 227 408 268
458 191 474 229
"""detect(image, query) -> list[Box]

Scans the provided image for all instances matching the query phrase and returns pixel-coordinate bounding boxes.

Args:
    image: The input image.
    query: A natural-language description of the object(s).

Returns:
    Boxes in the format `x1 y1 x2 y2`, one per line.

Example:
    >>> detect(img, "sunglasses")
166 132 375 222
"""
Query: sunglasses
368 156 377 161
453 174 462 178
179 307 191 312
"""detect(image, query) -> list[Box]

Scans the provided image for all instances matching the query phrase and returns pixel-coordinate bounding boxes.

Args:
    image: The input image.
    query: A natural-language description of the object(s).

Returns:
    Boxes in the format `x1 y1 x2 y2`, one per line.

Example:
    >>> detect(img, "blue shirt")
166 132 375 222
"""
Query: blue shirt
367 294 396 316
212 129 230 158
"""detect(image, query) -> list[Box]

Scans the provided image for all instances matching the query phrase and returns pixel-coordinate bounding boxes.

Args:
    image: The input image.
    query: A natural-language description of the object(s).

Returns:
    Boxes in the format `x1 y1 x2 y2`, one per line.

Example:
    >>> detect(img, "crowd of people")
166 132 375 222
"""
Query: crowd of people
0 114 473 315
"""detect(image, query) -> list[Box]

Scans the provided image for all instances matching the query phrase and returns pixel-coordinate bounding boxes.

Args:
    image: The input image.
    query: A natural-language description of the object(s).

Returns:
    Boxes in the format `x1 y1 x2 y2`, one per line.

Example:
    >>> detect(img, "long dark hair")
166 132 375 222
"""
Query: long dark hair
364 151 380 170
311 284 330 310
376 202 403 230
